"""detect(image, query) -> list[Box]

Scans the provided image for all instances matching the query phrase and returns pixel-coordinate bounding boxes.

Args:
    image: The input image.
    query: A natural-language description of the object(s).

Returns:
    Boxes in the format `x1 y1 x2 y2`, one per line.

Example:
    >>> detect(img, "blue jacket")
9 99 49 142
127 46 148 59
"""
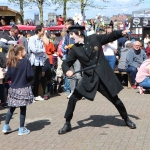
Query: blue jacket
117 37 126 47
62 33 74 60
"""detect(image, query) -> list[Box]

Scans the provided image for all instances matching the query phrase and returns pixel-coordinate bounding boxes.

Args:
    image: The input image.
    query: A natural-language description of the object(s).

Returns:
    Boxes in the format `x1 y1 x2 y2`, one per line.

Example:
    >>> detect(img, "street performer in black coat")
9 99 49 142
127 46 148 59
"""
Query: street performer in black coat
58 25 136 134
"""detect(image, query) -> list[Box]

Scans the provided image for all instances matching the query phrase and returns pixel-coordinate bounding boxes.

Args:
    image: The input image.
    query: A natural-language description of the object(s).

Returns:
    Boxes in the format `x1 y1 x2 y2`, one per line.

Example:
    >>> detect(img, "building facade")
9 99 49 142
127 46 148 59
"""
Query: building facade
0 6 22 25
111 13 129 22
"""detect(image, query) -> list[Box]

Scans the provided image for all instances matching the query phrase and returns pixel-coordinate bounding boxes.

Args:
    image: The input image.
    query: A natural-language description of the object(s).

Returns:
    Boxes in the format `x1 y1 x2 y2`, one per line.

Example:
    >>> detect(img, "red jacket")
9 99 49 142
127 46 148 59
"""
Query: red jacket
44 42 55 64
57 17 64 25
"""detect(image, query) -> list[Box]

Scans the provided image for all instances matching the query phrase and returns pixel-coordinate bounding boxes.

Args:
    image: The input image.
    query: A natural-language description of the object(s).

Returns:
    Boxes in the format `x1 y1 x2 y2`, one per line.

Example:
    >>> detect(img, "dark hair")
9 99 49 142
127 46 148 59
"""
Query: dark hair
70 29 85 37
10 25 18 31
35 25 43 34
140 41 144 47
46 32 50 39
66 18 74 25
19 30 26 36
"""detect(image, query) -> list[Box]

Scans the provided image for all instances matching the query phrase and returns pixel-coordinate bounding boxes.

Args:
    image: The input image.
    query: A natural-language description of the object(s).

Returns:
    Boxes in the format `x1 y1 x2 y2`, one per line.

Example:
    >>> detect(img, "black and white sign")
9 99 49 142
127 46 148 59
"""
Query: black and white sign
143 18 148 26
131 17 142 27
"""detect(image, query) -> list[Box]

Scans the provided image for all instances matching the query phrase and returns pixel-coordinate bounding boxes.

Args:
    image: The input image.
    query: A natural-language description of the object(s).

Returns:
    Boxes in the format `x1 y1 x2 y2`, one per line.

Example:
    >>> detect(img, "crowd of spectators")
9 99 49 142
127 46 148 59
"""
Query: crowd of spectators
0 17 150 109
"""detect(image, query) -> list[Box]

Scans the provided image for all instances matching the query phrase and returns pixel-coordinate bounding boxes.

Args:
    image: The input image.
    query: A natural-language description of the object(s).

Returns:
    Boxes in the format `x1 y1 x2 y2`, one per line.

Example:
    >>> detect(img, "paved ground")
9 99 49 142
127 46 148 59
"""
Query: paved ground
0 87 150 150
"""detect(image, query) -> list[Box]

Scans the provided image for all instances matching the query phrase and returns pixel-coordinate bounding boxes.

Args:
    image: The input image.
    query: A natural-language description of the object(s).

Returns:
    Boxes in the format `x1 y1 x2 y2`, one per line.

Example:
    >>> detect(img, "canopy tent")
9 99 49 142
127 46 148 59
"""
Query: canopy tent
0 25 65 31
45 25 65 30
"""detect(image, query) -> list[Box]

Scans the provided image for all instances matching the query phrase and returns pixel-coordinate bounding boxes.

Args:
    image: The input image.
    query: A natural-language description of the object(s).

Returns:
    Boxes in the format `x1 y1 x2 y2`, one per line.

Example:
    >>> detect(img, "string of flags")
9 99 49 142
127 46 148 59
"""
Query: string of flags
86 0 150 10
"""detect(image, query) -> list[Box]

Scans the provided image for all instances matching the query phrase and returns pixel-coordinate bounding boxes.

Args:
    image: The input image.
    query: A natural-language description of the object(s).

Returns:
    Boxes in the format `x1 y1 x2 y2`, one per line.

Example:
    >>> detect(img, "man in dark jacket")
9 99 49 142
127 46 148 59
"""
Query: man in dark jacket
0 25 19 54
58 25 136 134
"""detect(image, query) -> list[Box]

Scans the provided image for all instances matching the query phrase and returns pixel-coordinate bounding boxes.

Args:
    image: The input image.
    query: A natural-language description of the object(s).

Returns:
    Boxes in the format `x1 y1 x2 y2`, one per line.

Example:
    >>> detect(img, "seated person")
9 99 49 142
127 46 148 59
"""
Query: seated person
146 41 150 53
136 48 150 94
118 41 132 71
125 41 147 89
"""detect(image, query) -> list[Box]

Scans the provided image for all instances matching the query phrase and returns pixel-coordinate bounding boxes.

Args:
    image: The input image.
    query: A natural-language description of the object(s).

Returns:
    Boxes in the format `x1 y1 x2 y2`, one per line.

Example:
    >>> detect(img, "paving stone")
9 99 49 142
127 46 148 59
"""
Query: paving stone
0 89 150 149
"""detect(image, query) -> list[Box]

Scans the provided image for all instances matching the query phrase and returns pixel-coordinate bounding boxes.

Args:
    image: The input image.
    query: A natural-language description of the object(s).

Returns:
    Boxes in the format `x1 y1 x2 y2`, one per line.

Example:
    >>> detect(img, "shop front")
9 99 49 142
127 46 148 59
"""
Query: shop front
0 6 22 26
130 14 150 41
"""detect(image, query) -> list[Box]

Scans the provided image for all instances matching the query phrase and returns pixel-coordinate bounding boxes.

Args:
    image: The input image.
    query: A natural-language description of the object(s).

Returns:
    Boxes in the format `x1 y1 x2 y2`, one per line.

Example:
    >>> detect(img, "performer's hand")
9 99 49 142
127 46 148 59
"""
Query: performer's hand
66 70 74 77
64 46 68 49
122 30 130 35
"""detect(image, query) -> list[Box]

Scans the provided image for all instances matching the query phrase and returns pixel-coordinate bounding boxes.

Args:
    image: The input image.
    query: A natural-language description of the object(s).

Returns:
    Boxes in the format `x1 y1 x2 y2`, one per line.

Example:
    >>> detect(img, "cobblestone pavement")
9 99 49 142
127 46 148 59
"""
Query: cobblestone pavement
0 88 150 150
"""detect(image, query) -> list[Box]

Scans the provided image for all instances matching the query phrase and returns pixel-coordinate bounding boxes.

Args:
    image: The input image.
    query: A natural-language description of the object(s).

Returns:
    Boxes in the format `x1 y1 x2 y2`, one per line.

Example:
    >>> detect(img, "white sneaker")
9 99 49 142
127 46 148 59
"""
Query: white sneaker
35 96 44 101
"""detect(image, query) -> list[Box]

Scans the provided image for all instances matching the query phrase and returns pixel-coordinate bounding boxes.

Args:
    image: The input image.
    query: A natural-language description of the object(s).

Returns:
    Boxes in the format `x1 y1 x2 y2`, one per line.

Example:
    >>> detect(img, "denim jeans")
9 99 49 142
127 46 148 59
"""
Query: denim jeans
139 77 150 89
69 60 82 93
105 55 116 70
126 66 137 85
64 77 70 93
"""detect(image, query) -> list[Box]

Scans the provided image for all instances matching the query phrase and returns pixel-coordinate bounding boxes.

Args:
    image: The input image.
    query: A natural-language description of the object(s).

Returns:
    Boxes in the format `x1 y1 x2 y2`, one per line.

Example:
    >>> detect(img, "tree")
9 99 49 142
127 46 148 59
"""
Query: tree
80 0 87 17
63 0 67 21
8 0 28 21
52 0 88 21
51 0 70 22
80 0 107 16
28 0 52 23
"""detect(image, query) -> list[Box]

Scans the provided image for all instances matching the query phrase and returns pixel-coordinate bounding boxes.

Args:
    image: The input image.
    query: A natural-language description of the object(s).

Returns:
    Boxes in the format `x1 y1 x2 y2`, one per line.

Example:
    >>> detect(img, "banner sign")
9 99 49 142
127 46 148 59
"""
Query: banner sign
131 17 150 28
134 14 150 18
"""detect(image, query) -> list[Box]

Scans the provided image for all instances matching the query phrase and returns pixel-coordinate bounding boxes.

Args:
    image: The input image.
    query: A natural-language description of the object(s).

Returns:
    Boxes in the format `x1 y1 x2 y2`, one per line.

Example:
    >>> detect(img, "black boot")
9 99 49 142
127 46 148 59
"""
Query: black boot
125 118 136 129
58 122 72 134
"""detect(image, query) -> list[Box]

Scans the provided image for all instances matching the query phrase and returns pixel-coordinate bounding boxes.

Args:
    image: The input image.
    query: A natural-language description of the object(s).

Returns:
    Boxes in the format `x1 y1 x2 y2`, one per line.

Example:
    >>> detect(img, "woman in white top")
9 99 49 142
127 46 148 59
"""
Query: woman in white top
103 28 118 70
119 22 124 30
144 34 150 48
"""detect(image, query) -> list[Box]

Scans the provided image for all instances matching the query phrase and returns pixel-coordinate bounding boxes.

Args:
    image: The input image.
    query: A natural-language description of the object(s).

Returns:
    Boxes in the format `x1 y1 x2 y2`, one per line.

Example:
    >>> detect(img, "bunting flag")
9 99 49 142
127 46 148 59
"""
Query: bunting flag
88 0 149 10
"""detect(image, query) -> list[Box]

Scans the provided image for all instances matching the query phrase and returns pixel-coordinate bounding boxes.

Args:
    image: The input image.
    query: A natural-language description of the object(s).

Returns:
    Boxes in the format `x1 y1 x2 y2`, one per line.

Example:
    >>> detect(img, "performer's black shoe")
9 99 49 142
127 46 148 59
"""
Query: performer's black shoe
125 118 136 129
58 122 72 134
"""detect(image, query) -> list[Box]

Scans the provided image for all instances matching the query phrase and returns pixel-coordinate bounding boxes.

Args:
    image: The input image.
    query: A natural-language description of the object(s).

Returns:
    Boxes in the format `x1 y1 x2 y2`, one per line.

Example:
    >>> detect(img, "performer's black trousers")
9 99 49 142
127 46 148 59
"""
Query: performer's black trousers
64 80 128 121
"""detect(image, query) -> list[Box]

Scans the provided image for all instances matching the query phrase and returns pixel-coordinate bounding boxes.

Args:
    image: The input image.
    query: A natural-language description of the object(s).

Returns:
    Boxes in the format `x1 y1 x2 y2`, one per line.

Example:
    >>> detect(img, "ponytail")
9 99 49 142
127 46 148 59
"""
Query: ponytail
6 44 24 68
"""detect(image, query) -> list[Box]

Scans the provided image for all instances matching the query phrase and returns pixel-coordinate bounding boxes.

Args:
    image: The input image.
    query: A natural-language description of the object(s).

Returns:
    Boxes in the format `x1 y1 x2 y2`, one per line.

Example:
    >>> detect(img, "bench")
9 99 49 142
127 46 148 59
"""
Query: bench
114 70 131 89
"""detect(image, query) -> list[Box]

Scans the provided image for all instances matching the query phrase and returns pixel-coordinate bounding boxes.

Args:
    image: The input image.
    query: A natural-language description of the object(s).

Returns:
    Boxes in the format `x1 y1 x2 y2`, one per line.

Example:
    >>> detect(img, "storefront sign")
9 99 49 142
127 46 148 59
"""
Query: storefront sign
134 14 150 18
131 17 143 27
131 17 150 28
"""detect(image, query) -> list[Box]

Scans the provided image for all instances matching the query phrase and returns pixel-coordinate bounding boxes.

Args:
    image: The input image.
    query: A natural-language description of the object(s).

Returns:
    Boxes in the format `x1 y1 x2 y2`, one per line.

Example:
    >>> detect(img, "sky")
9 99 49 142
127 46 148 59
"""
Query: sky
0 0 150 20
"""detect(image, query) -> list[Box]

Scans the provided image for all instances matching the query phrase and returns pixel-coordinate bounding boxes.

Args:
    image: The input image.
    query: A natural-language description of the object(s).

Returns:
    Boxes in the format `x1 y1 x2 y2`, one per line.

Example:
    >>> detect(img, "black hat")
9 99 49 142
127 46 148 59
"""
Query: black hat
68 25 85 32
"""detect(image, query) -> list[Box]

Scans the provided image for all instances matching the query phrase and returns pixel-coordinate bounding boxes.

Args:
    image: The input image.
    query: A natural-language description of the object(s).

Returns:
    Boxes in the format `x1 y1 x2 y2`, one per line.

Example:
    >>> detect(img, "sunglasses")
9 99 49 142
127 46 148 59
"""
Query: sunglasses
13 31 18 35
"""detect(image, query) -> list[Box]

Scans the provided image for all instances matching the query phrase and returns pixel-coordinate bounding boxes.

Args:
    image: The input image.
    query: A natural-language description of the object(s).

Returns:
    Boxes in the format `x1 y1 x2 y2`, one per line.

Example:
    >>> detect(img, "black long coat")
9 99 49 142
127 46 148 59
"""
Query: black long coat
62 31 123 100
